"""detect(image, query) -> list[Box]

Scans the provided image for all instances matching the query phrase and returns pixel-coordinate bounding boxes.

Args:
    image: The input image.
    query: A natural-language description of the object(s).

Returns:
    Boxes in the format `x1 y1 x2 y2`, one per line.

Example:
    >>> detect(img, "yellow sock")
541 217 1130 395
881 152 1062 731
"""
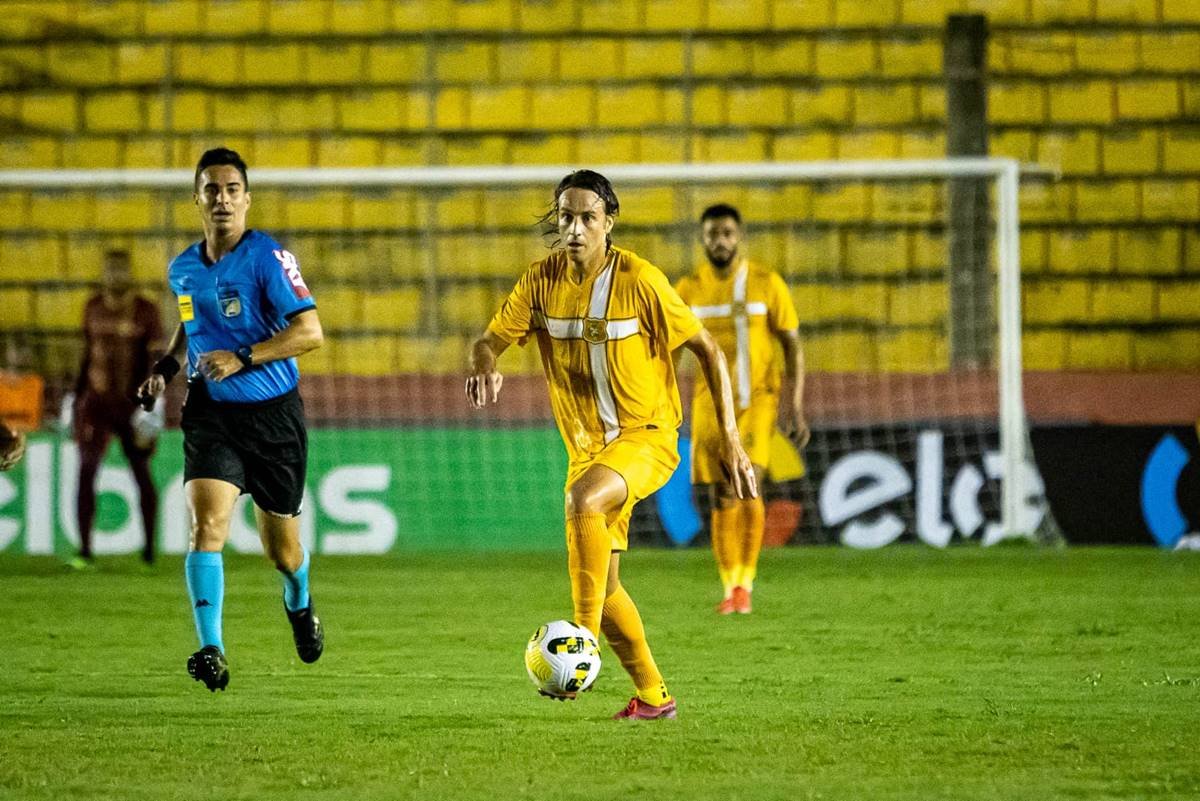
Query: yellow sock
567 513 610 636
739 496 766 591
601 585 670 705
711 504 741 597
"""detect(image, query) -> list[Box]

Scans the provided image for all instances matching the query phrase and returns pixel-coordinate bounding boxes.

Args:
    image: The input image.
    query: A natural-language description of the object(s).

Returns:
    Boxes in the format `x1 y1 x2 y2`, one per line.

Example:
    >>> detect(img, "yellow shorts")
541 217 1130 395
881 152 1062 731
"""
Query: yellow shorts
690 396 776 485
565 427 680 552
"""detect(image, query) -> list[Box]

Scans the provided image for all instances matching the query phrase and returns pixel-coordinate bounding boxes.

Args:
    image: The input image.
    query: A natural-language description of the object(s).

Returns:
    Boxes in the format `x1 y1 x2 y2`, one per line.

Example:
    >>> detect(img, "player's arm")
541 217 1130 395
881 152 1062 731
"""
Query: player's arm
776 328 810 449
137 322 188 405
466 330 510 408
681 327 758 500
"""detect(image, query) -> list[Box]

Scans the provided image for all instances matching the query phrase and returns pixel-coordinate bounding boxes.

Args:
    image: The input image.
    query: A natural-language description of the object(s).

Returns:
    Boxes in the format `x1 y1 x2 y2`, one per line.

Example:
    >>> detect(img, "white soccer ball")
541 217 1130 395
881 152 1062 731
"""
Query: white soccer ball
524 619 601 698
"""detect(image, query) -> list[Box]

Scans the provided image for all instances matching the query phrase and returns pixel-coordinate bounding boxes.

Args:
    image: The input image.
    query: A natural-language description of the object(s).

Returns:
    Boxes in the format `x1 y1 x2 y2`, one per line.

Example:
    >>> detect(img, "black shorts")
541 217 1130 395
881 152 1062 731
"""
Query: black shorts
181 381 308 516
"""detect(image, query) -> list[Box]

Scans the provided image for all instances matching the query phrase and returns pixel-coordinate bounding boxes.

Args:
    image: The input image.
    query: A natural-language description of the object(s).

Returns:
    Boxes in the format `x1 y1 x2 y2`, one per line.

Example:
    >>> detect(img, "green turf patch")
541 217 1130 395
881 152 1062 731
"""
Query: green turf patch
1 547 1197 800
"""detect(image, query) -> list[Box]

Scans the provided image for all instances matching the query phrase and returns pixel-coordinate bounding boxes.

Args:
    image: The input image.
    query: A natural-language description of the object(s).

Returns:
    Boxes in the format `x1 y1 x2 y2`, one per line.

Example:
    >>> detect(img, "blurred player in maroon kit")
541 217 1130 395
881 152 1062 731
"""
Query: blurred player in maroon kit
64 249 164 568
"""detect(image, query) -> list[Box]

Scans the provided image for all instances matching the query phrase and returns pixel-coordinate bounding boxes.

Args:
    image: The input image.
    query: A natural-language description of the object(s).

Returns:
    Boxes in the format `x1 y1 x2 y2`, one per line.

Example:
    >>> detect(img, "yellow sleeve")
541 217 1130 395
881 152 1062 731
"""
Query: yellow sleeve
486 267 535 346
673 275 693 306
640 265 703 351
767 271 799 332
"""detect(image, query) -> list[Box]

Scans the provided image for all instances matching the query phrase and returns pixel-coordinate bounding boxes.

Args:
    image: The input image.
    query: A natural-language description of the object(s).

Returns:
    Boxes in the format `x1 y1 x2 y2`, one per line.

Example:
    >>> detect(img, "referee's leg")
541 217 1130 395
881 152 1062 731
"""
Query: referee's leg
257 507 323 664
184 478 239 691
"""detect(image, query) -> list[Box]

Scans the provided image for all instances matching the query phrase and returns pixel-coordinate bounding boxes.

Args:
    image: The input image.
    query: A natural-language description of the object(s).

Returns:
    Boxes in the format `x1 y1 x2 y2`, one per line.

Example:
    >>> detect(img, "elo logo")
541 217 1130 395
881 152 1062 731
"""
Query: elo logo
1140 434 1190 548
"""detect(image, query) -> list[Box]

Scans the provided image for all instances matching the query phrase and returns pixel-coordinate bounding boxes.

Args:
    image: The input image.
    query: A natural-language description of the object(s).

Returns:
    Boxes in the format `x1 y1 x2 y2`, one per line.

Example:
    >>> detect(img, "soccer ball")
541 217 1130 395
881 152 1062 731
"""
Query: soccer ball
524 620 601 699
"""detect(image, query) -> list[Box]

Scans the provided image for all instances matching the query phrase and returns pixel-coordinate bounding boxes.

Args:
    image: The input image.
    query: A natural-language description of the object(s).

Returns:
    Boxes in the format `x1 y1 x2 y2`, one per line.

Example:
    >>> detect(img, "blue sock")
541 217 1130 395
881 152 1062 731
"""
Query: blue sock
281 547 311 612
185 551 224 651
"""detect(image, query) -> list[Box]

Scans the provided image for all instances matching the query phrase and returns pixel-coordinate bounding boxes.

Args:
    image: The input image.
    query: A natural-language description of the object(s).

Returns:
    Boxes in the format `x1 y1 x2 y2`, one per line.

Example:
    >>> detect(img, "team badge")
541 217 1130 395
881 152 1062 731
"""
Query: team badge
731 300 748 316
582 317 608 344
219 291 242 318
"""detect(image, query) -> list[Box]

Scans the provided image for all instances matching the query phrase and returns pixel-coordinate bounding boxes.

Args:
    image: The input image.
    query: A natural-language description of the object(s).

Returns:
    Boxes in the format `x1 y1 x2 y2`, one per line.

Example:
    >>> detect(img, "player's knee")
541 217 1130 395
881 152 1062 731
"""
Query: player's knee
565 482 606 516
190 516 229 551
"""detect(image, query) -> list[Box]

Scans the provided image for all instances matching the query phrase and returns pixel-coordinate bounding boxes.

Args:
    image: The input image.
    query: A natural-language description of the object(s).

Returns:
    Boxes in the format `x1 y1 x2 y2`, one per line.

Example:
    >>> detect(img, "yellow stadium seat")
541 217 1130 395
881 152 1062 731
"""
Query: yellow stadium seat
364 42 427 83
478 187 550 228
1090 280 1155 322
285 190 350 230
909 229 945 272
264 0 329 33
748 230 788 267
1163 129 1200 173
1021 330 1068 371
877 331 947 373
844 230 909 275
29 191 95 232
509 135 575 165
726 86 790 126
205 0 269 31
20 92 78 133
1075 180 1138 222
1162 0 1200 22
343 87 415 131
111 42 167 84
469 86 530 129
1037 130 1100 175
750 39 811 78
312 286 363 332
0 288 33 330
445 135 509 165
143 0 204 34
644 0 703 29
1021 230 1047 272
438 282 503 330
0 191 29 232
245 188 289 231
274 93 338 133
1117 79 1180 120
302 42 364 85
209 92 275 134
241 44 305 85
838 131 901 160
879 38 941 77
316 137 380 168
1115 228 1182 274
873 182 940 224
1019 180 1072 223
1156 282 1200 320
62 237 108 282
435 42 495 82
578 0 641 30
85 91 146 134
854 86 917 126
391 336 439 372
436 233 528 277
561 38 620 79
692 132 769 162
497 40 557 82
528 86 596 130
1047 228 1114 272
362 287 423 331
34 287 90 332
0 1 77 37
708 0 768 27
888 283 947 326
814 39 877 79
785 229 841 272
690 84 726 126
1067 331 1132 369
774 131 836 161
791 86 851 124
618 186 677 225
690 39 750 77
1023 279 1090 324
1133 331 1200 370
1075 32 1139 73
773 0 834 27
375 236 434 280
251 135 312 167
1102 129 1159 175
1141 31 1200 72
173 43 241 84
623 39 686 79
348 189 423 231
992 130 1036 163
898 131 945 159
337 336 399 375
46 43 114 86
596 85 666 127
1142 178 1200 221
1048 81 1114 125
575 132 637 164
740 184 810 223
805 331 876 372
791 282 888 324
988 82 1046 125
433 189 484 228
810 183 870 223
92 190 163 233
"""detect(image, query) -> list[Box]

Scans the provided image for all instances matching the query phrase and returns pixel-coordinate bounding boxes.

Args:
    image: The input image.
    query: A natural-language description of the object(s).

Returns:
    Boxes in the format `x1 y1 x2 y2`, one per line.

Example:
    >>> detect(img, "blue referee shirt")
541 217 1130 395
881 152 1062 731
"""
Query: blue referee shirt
168 230 317 403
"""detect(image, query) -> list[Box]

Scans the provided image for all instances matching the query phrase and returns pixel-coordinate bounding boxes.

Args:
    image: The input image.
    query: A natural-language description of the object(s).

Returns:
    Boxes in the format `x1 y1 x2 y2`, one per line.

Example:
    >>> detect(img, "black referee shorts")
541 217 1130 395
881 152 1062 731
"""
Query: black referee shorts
181 381 308 517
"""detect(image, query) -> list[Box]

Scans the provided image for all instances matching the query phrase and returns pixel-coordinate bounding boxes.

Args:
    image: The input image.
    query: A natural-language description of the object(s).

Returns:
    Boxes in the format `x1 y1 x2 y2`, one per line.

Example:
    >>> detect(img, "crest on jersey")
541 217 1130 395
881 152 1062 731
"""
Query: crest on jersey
219 293 242 318
582 317 608 344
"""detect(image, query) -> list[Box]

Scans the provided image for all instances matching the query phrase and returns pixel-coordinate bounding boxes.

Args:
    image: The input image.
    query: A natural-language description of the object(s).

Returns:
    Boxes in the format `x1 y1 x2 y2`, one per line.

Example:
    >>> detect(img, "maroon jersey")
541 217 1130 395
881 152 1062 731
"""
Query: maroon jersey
77 294 163 403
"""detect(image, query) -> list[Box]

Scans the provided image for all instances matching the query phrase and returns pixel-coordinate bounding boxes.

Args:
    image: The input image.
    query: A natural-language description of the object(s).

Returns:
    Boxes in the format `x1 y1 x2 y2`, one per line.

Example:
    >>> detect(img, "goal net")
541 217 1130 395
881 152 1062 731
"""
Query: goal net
0 158 1047 555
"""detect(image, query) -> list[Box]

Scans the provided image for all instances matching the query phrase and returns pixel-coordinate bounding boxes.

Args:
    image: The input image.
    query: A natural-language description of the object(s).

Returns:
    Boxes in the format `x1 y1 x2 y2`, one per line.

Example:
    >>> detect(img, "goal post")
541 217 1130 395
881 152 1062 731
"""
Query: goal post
0 157 1046 552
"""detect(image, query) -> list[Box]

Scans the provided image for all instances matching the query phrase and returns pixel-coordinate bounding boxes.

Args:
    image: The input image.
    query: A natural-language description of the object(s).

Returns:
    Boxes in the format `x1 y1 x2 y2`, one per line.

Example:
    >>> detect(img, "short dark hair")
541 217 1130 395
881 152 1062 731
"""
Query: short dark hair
700 203 741 226
194 147 249 191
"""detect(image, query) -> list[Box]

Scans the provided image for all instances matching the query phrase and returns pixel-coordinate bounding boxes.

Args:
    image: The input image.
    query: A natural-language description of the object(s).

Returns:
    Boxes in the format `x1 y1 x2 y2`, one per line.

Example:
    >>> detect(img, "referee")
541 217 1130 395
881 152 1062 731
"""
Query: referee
139 148 325 692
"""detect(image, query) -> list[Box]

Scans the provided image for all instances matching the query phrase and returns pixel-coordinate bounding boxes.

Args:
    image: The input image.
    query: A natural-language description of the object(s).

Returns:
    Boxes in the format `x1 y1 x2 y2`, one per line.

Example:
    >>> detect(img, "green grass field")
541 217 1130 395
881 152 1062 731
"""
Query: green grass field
2 546 1198 801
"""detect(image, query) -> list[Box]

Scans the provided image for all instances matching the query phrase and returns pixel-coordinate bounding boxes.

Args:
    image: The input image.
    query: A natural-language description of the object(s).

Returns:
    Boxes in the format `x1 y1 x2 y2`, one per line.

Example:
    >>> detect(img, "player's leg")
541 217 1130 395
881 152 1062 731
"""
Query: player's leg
564 463 626 637
733 464 768 614
600 550 676 720
72 401 111 566
710 484 742 612
255 506 323 664
116 426 158 565
184 478 239 691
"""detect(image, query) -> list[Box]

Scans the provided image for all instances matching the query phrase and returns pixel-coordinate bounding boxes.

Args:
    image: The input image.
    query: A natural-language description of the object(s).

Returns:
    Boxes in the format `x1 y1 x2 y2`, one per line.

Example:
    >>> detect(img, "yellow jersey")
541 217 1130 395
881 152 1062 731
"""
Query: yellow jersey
488 246 703 464
674 257 799 411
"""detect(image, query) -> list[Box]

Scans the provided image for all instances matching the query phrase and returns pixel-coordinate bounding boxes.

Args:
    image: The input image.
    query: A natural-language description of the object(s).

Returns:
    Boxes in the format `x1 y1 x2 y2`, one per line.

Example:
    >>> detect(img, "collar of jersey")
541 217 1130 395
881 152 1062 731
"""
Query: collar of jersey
199 229 253 267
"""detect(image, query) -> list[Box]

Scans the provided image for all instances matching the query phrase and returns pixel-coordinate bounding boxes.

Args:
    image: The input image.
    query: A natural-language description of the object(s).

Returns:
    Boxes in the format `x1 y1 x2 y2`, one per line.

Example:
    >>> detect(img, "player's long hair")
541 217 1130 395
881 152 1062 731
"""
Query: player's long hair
539 169 620 252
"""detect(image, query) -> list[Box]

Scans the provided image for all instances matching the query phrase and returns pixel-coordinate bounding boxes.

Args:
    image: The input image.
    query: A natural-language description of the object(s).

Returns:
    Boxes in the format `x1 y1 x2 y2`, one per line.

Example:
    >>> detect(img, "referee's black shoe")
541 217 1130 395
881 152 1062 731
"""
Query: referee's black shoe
286 599 324 664
187 645 229 692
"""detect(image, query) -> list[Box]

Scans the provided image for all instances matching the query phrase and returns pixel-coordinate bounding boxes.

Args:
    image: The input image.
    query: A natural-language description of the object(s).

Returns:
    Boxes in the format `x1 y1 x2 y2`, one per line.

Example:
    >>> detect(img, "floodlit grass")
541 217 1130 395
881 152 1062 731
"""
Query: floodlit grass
2 547 1198 801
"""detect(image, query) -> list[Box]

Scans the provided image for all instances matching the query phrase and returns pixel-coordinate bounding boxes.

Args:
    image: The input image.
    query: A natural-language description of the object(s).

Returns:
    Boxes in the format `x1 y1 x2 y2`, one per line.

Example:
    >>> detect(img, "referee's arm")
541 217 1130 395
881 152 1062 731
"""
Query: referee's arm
198 309 324 382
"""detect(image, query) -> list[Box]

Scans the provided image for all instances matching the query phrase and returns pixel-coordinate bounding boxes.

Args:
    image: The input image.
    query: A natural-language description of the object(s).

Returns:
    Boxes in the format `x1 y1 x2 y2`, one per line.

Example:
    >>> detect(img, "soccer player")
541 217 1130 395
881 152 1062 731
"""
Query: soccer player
675 204 809 615
137 148 325 692
63 249 163 569
467 171 756 721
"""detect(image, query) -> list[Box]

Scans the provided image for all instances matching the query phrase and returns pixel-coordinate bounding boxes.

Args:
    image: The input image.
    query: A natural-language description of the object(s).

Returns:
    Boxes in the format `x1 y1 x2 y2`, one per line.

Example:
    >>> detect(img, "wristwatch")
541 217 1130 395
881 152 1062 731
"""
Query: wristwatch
235 345 254 368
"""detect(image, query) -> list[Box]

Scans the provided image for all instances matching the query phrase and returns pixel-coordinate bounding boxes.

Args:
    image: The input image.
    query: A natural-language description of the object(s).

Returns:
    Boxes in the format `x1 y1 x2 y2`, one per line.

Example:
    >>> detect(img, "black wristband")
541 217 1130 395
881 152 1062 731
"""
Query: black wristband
153 355 180 383
235 345 254 369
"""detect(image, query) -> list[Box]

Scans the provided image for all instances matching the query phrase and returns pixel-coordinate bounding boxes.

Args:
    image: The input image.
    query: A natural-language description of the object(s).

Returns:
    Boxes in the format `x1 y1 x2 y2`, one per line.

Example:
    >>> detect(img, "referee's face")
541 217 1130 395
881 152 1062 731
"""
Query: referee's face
195 164 251 238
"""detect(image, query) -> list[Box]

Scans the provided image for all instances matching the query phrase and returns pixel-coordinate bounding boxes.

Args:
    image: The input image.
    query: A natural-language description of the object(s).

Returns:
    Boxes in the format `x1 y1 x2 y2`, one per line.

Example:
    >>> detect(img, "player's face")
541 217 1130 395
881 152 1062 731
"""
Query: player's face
102 254 132 296
702 216 741 269
557 188 613 268
195 165 250 237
